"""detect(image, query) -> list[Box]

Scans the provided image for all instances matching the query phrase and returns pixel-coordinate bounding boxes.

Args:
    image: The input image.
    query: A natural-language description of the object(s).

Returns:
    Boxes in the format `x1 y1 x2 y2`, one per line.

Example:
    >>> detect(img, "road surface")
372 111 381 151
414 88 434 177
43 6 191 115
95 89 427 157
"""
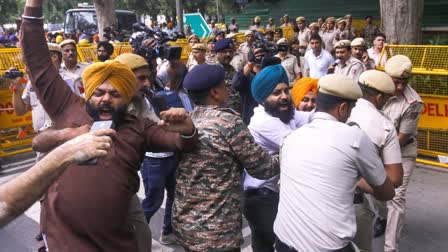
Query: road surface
1 153 447 251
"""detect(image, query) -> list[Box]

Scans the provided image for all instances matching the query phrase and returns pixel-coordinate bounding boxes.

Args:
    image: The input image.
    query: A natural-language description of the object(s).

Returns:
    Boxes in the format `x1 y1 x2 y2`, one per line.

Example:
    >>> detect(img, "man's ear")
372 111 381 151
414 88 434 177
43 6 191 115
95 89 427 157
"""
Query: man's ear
209 87 219 100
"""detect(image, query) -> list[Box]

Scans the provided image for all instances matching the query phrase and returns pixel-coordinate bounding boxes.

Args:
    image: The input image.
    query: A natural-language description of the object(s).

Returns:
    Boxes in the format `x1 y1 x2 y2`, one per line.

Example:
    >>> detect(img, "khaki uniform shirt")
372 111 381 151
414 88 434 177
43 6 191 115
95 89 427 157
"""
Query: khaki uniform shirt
335 56 365 82
321 29 338 53
186 53 198 70
349 98 402 164
248 25 264 32
21 81 51 132
383 85 423 158
298 28 311 53
275 53 301 87
60 61 90 96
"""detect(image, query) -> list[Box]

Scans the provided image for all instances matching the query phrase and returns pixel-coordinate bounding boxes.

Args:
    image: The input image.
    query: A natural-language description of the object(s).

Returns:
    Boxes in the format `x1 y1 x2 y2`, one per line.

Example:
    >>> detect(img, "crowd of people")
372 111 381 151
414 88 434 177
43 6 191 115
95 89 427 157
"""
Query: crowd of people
0 1 423 252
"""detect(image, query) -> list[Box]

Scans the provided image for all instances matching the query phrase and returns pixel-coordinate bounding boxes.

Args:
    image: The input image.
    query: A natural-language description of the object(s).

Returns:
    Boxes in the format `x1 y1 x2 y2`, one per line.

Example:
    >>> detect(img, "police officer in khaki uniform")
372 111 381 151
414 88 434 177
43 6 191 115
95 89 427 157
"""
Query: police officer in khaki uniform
186 34 200 70
351 38 376 70
321 17 337 54
348 70 404 252
331 40 365 82
383 55 423 252
59 39 90 95
187 43 208 71
275 38 302 87
232 31 254 71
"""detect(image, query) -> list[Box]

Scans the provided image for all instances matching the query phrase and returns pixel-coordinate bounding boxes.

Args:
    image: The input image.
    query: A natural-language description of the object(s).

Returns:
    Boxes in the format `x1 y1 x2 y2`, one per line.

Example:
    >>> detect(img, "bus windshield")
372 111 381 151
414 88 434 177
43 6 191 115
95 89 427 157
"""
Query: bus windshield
64 10 136 35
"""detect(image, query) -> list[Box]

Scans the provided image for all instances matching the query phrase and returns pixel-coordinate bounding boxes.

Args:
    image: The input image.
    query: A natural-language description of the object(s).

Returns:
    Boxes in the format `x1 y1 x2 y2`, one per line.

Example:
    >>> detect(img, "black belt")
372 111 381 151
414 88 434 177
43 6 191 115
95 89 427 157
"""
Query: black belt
275 238 355 252
244 188 278 197
353 192 364 204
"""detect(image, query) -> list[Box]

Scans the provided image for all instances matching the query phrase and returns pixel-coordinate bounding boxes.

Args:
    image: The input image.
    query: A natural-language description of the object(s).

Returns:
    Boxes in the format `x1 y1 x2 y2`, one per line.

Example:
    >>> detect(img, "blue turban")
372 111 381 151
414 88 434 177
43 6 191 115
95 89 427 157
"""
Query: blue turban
184 64 225 91
251 64 288 104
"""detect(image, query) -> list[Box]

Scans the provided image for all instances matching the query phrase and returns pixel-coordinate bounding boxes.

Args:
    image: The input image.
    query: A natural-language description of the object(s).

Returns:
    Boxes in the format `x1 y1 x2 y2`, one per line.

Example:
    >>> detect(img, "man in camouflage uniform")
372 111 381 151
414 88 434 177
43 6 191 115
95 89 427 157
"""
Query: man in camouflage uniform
215 38 241 113
361 16 380 48
173 64 280 252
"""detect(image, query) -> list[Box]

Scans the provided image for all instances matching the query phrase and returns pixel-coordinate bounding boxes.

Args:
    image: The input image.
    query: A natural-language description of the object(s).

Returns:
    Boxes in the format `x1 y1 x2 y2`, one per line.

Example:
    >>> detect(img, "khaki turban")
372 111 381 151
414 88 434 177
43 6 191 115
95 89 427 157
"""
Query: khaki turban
292 77 319 107
82 60 137 103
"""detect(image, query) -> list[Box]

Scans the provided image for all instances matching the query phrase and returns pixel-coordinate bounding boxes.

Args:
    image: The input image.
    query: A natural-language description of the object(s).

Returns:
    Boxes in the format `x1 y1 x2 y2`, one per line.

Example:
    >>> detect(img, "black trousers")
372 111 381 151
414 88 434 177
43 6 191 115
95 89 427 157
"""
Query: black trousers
242 188 280 252
275 238 356 252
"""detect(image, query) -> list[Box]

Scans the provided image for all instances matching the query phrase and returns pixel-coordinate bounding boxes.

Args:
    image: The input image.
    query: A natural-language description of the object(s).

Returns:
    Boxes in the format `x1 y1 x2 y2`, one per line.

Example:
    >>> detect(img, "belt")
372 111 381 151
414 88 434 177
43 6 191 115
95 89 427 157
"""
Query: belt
402 137 415 147
244 188 278 197
275 238 355 252
353 192 364 204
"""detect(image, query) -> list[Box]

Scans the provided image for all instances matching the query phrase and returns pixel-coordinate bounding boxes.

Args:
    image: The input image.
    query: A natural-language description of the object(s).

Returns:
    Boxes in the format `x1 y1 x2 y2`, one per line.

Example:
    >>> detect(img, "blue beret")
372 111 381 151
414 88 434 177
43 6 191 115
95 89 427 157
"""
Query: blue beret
214 38 235 52
184 64 225 91
251 64 288 104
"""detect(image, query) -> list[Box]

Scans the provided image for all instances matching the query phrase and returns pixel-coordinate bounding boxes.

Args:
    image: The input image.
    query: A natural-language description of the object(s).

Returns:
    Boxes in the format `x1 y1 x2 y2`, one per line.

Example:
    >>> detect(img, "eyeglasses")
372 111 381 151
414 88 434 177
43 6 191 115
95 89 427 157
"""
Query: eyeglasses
137 75 150 81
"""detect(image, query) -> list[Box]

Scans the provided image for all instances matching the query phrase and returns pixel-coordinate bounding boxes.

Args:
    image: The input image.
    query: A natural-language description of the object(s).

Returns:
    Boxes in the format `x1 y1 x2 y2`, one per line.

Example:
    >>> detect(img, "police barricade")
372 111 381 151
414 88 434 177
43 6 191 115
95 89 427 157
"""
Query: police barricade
0 89 34 158
378 45 448 168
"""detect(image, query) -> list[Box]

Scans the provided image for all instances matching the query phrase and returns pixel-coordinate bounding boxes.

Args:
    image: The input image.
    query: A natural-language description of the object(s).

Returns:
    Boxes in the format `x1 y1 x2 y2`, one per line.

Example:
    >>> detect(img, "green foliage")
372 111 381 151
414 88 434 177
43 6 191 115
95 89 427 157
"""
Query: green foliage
0 0 21 25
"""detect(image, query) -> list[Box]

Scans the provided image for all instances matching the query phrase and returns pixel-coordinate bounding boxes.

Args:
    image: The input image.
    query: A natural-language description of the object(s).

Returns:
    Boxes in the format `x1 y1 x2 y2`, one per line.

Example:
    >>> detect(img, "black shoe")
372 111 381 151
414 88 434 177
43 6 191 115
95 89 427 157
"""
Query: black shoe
35 232 43 241
373 218 387 238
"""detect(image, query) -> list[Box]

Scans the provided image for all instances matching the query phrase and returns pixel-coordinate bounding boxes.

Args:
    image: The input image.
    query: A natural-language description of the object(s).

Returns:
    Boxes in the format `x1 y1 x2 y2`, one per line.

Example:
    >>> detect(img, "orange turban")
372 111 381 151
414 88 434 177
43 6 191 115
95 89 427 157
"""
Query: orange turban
291 77 319 107
82 61 137 103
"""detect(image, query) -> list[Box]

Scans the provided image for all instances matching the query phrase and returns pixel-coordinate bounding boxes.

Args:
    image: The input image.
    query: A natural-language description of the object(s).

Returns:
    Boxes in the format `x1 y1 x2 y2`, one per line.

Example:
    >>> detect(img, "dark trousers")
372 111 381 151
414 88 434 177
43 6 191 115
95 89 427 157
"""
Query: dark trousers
275 238 356 252
242 188 279 252
140 155 177 235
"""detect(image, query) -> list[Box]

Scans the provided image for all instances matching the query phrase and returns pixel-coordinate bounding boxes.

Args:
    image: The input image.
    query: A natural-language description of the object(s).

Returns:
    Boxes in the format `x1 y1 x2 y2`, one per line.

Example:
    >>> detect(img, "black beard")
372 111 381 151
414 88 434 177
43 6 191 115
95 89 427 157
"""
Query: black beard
97 54 110 62
86 101 128 126
264 100 294 124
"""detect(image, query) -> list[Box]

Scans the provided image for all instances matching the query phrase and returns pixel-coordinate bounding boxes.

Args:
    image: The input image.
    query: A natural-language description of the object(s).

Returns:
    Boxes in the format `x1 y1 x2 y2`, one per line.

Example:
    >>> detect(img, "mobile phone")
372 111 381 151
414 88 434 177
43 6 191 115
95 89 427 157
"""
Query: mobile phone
151 95 169 117
80 120 114 165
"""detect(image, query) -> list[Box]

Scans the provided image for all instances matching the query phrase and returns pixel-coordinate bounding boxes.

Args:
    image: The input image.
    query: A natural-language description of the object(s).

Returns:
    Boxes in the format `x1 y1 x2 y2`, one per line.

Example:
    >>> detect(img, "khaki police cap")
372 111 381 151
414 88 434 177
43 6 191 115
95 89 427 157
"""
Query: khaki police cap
192 43 207 51
350 38 366 47
276 38 289 45
114 53 148 70
318 74 362 100
359 70 395 95
244 30 254 36
187 34 199 42
337 18 346 25
254 16 261 22
309 22 319 29
344 14 352 19
47 43 61 53
334 40 351 49
296 16 306 23
59 39 77 48
385 55 413 79
326 17 336 23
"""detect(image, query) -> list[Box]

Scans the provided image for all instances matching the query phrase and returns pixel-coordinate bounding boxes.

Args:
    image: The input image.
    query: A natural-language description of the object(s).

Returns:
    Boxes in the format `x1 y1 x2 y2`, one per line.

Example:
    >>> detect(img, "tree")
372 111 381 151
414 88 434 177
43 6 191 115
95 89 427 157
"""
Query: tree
380 0 424 44
93 0 117 39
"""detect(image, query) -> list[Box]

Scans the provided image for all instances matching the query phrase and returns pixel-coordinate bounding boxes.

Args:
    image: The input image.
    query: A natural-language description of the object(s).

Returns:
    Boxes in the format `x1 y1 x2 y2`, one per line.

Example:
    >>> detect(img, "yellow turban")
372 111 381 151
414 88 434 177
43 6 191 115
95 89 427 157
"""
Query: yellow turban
291 77 319 107
82 61 137 103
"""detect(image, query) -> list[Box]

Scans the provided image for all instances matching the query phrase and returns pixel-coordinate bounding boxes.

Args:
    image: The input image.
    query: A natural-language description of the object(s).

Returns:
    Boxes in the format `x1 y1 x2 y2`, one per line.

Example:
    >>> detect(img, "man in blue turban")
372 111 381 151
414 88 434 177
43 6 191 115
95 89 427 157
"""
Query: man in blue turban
244 64 314 251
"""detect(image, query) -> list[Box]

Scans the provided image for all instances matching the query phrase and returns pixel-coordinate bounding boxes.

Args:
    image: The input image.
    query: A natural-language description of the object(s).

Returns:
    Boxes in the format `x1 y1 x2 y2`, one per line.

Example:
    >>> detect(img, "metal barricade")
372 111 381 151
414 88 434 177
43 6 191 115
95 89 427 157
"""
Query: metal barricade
379 45 448 167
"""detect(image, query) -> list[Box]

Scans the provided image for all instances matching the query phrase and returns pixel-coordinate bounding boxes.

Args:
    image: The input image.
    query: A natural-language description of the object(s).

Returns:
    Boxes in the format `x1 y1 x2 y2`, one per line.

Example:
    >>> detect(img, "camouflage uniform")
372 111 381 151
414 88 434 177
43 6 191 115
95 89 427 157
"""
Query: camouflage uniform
223 64 242 113
361 25 380 48
172 105 279 251
206 52 218 64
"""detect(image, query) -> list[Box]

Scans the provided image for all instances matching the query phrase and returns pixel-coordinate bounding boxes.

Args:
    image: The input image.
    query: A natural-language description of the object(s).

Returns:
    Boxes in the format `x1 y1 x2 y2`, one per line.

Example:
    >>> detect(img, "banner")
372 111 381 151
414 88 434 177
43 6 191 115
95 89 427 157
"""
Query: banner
418 95 448 129
0 89 32 129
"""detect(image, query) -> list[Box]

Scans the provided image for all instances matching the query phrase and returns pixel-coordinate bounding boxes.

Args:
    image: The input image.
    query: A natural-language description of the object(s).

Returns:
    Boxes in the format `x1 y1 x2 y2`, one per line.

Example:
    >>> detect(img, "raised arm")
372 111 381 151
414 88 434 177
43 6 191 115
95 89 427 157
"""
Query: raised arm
21 0 81 121
0 129 114 227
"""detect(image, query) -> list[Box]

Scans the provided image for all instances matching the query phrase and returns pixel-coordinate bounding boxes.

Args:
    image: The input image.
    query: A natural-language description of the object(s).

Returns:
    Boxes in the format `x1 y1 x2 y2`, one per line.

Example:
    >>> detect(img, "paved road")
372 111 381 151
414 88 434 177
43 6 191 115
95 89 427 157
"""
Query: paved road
1 154 447 252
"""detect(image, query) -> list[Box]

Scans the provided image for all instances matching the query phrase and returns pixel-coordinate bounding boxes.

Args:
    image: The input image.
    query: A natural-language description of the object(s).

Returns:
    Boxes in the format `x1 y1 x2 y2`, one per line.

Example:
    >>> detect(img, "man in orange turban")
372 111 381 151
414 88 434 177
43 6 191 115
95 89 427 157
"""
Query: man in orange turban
291 77 319 111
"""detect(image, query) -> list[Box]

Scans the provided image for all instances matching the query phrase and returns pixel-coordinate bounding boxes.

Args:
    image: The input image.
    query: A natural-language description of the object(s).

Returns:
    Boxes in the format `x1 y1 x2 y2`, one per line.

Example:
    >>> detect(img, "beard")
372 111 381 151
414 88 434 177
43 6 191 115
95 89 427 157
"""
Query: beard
264 99 294 124
86 101 128 126
97 54 110 62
